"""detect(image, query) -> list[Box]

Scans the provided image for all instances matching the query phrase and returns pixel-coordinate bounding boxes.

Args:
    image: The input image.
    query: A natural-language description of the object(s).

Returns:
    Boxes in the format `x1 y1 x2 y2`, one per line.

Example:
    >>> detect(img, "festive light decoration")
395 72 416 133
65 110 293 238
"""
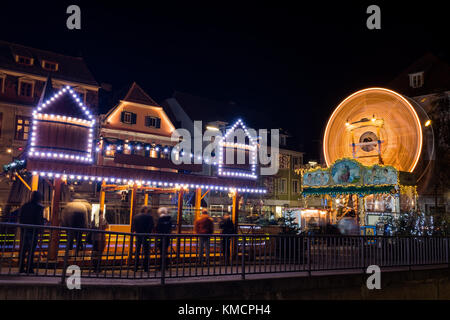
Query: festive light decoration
29 86 95 163
218 119 258 179
323 88 423 173
30 171 266 194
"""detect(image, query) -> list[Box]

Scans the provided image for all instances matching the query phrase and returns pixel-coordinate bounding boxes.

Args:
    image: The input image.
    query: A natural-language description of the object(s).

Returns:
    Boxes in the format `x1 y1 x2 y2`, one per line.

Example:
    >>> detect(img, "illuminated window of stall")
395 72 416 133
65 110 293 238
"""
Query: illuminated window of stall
150 148 157 158
134 144 145 157
123 143 132 155
104 145 116 157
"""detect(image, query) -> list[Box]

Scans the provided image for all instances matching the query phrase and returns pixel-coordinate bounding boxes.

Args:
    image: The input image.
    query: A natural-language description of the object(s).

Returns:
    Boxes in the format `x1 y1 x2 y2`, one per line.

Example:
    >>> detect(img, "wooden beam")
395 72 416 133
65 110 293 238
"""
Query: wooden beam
49 177 62 260
31 174 39 191
99 181 106 222
231 191 239 229
15 173 31 191
129 184 138 224
194 188 202 220
177 189 184 234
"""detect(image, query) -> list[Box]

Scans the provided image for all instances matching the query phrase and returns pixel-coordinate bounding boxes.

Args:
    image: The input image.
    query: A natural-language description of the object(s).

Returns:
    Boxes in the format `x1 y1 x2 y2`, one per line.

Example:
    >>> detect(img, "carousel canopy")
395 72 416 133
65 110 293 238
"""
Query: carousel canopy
301 158 414 196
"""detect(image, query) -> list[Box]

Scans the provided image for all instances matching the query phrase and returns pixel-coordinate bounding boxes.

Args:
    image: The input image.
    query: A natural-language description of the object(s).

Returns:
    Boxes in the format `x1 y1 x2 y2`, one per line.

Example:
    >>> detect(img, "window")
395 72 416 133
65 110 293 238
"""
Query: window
145 116 161 128
409 72 424 88
292 180 299 194
278 178 287 194
18 80 34 97
121 111 136 124
280 135 287 146
0 75 4 93
104 144 116 158
279 154 290 169
292 156 301 169
15 55 33 66
15 116 31 140
42 60 58 71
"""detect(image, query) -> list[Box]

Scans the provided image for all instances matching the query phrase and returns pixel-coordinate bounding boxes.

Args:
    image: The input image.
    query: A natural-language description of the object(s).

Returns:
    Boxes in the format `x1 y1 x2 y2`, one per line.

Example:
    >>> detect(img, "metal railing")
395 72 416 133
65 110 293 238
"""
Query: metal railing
0 222 449 284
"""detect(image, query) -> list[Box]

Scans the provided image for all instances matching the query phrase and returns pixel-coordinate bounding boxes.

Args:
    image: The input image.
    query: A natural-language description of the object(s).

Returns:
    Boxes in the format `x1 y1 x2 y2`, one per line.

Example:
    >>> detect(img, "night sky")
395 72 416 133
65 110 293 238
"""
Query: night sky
1 1 449 161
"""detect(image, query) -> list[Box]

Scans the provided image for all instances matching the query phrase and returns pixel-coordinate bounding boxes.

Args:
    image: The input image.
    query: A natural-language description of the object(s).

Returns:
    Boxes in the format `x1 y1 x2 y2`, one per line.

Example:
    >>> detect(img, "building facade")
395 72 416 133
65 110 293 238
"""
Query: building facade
0 40 99 205
388 53 450 215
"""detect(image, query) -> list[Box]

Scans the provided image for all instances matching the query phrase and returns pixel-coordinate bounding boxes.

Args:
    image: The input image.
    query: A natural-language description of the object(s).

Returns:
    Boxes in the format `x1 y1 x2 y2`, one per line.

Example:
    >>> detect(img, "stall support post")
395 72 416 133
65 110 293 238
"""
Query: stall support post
176 189 184 260
177 189 184 234
231 191 239 260
31 174 39 191
129 184 138 224
49 177 62 261
232 191 239 229
194 188 202 220
99 181 106 223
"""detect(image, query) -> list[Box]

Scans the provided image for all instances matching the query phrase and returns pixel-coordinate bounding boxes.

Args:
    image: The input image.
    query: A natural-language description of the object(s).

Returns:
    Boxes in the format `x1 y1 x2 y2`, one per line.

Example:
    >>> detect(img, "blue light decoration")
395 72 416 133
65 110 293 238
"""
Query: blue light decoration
217 119 258 179
28 86 95 163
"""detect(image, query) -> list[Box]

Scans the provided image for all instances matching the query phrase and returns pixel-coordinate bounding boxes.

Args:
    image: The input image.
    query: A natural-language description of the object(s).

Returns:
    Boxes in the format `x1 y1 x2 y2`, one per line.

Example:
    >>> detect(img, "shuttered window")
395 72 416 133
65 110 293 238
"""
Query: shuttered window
145 116 161 128
121 111 136 124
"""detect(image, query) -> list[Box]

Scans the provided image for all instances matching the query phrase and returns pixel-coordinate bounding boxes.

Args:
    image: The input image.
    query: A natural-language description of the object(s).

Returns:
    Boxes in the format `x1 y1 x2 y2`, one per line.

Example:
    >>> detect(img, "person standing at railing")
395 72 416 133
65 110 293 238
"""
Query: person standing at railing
18 191 45 274
194 209 214 265
91 213 109 273
156 207 172 270
131 206 154 272
219 213 235 264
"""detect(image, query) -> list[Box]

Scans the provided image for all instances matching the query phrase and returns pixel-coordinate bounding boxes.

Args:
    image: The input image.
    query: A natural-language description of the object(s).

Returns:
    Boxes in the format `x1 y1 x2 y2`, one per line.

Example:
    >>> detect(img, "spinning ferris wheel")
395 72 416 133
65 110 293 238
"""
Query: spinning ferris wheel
323 88 427 173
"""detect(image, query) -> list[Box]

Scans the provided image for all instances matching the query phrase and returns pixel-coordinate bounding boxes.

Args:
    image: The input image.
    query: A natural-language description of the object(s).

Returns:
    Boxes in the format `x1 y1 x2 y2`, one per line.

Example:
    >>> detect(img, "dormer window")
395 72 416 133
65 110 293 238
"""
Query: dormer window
409 72 424 88
42 60 58 72
15 55 33 66
121 111 136 124
145 116 161 128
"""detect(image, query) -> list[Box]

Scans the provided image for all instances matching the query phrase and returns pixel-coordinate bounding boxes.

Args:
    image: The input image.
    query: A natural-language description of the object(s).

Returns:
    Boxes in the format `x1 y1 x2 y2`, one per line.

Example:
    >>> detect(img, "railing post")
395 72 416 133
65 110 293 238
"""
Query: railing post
408 237 412 271
60 231 70 285
307 236 311 276
161 235 167 285
241 236 246 280
361 236 365 272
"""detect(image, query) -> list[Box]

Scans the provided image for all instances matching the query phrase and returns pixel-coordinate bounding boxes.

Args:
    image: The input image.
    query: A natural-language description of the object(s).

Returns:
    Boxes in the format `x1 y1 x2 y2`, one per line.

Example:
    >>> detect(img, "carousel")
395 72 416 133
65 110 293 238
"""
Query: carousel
301 88 432 232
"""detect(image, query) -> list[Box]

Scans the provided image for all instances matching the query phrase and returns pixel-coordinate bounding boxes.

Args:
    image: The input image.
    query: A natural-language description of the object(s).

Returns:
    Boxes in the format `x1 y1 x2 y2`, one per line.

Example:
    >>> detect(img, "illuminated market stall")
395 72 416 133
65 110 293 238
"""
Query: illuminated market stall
7 80 265 243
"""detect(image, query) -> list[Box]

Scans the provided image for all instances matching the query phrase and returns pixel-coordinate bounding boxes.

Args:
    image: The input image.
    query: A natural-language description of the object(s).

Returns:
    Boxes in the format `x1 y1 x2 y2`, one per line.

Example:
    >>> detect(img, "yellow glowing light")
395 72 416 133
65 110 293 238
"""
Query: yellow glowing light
6 148 12 153
206 126 220 131
424 120 431 127
323 87 423 173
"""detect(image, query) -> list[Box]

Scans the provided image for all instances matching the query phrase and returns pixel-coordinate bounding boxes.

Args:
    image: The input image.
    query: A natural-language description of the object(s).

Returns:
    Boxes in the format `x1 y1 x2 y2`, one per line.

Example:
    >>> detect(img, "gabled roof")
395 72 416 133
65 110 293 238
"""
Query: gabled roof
36 85 94 121
122 82 160 106
0 40 98 87
388 53 450 97
104 82 178 125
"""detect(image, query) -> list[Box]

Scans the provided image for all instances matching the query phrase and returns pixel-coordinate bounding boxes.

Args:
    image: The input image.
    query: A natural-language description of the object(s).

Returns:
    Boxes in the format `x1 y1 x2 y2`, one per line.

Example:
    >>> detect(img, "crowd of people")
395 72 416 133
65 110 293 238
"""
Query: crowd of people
14 191 237 274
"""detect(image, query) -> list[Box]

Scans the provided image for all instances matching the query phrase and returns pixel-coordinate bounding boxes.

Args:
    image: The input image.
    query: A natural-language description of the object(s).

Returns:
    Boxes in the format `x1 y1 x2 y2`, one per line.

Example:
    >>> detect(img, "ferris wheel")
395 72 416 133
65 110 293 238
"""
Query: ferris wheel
323 88 427 173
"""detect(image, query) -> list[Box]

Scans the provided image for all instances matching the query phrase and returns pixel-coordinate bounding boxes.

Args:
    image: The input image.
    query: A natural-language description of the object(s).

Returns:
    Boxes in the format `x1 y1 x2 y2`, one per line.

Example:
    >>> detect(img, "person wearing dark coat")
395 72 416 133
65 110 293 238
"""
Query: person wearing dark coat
194 209 214 264
156 207 172 269
18 191 45 274
131 206 154 272
219 213 235 264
